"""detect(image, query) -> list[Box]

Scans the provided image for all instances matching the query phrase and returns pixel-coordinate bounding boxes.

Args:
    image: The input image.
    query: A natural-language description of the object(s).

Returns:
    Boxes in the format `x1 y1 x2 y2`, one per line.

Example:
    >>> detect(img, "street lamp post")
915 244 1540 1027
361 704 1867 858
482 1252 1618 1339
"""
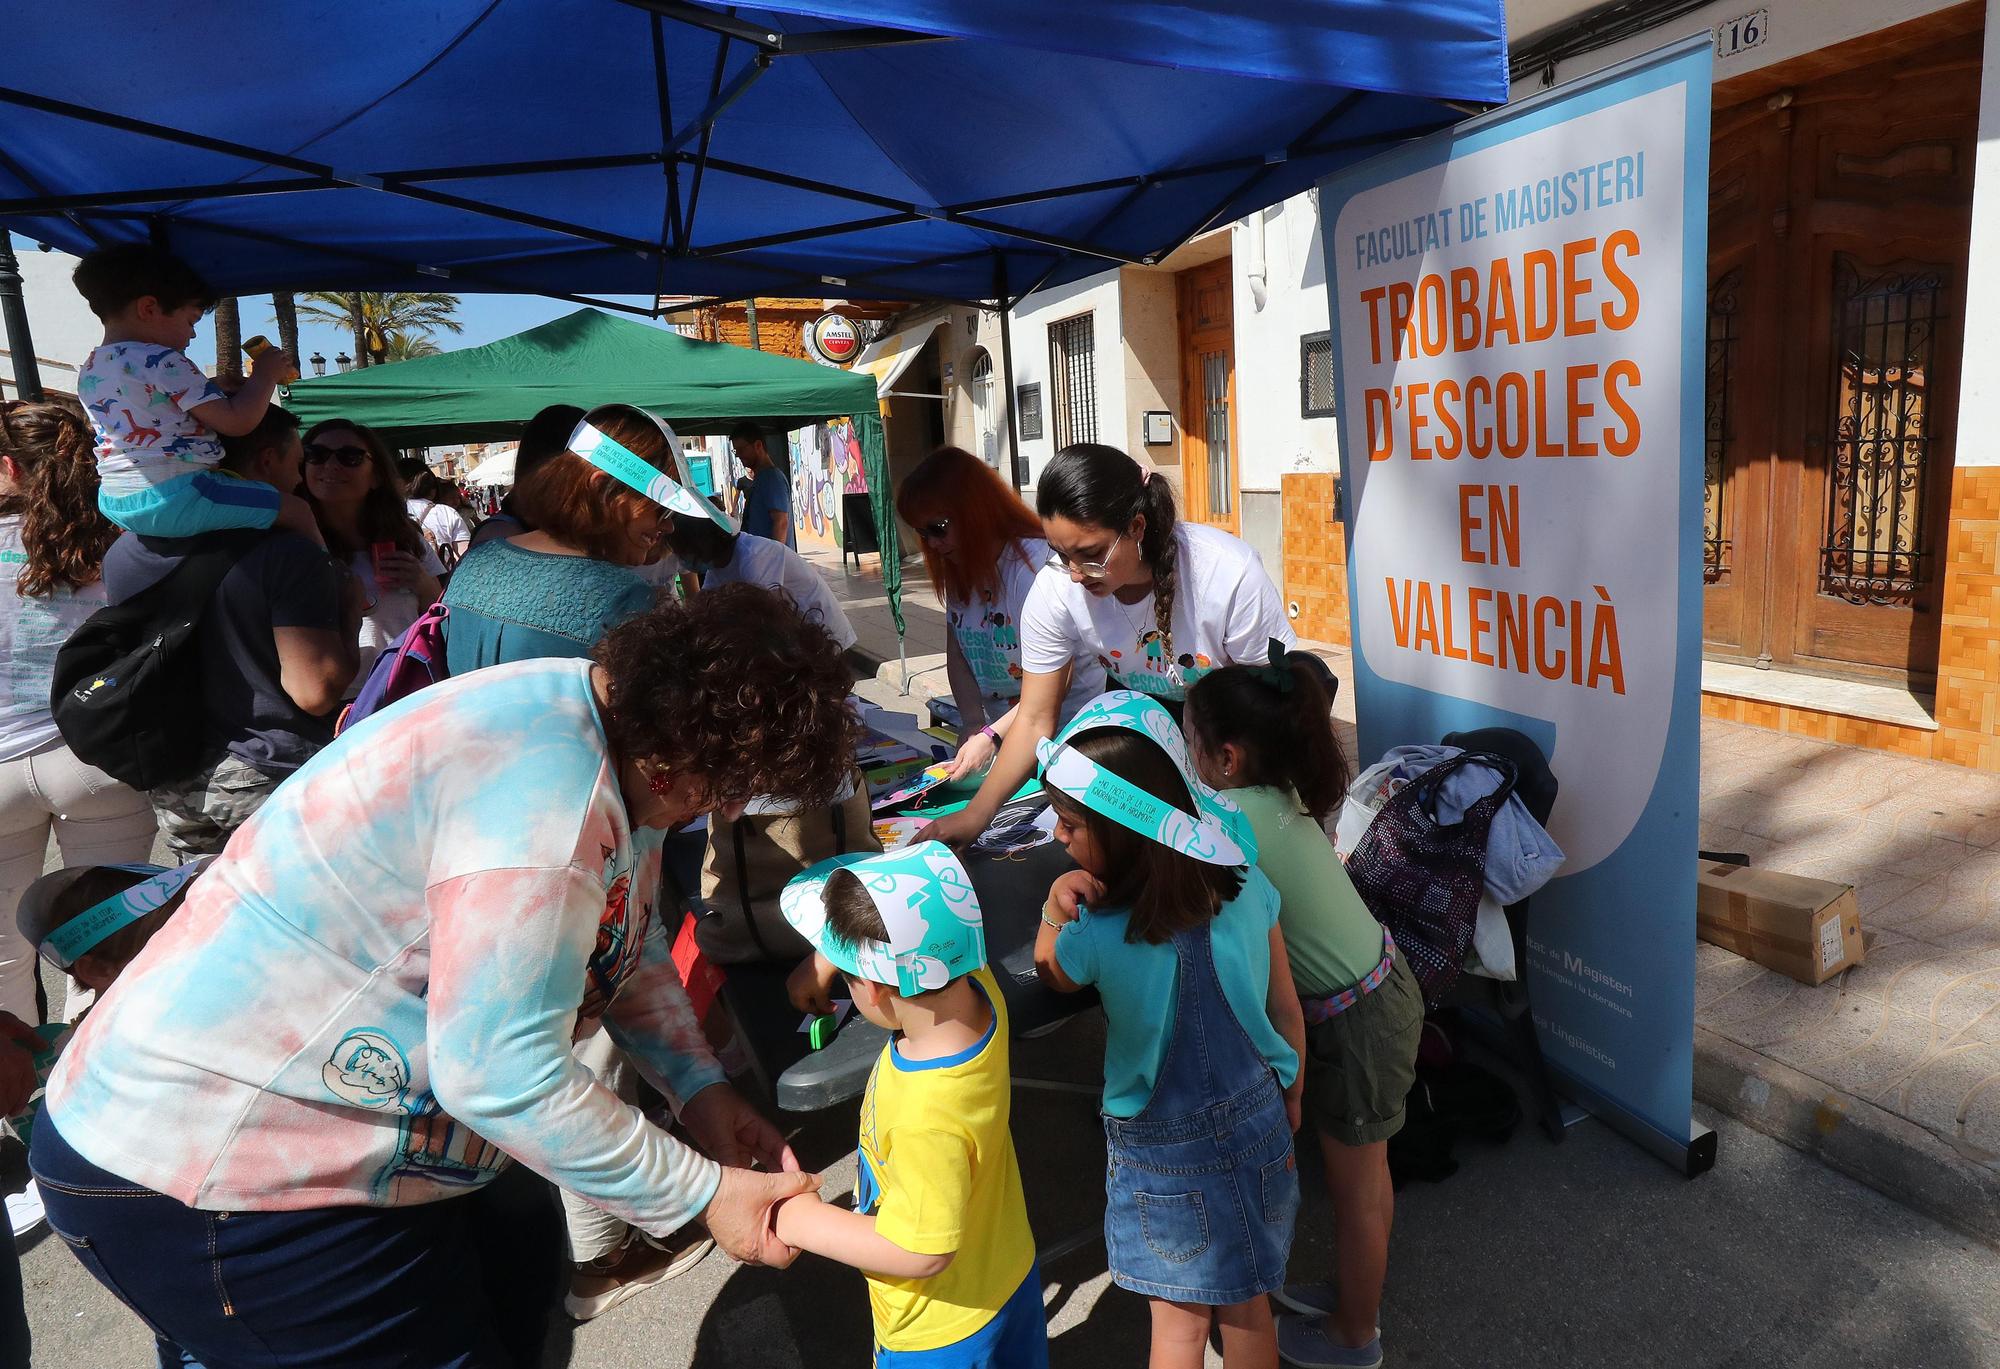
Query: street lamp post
335 352 353 373
309 352 327 376
0 236 44 402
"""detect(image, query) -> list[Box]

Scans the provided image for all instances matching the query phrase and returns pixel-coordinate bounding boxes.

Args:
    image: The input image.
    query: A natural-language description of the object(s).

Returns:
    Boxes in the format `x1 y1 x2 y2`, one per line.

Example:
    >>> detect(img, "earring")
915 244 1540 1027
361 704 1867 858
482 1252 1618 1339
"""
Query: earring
647 767 672 798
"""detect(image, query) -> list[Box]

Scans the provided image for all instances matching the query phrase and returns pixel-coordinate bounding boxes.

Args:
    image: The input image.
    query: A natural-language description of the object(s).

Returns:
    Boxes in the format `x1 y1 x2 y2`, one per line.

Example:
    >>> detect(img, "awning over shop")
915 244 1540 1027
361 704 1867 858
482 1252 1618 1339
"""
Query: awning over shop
853 319 950 401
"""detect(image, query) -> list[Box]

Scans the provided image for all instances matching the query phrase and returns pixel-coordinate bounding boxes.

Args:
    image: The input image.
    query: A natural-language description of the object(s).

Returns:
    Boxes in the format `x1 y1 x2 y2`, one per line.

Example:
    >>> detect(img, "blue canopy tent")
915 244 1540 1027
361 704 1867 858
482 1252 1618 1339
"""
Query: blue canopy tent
0 0 1508 635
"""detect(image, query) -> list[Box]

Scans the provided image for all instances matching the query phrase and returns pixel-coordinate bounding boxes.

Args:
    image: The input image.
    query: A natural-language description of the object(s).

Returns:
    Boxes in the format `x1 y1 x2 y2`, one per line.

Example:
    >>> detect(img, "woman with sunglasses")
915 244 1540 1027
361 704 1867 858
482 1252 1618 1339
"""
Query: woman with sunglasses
302 420 445 694
897 446 1105 784
919 443 1292 850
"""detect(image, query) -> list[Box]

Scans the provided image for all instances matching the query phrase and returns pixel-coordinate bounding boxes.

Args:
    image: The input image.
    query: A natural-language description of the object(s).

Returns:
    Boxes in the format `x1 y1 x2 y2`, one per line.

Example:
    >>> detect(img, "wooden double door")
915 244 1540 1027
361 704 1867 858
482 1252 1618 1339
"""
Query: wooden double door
1702 23 1978 687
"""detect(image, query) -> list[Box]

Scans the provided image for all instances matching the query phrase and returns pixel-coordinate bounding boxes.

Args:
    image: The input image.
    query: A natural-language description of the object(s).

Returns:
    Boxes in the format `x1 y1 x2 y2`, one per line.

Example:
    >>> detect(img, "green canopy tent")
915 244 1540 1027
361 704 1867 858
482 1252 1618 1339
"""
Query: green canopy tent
284 307 900 630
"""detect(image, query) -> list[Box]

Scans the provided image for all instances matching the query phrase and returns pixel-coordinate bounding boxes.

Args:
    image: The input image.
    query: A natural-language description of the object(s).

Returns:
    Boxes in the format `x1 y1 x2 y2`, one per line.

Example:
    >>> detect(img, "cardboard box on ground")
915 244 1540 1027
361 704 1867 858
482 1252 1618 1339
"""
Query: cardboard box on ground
1695 861 1866 986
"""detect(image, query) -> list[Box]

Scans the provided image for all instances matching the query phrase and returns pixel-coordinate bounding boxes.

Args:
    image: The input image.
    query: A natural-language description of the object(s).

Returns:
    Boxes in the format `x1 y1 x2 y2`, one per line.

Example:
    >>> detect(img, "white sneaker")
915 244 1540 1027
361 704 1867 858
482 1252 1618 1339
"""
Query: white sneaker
8 1180 46 1240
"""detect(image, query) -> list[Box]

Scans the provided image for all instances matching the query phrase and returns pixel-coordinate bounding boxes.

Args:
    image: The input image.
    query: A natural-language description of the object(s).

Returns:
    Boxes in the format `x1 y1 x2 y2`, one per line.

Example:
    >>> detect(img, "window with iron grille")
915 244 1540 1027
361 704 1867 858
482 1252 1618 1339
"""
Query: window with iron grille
1300 331 1335 418
1048 314 1098 448
1016 383 1044 441
1818 257 1945 606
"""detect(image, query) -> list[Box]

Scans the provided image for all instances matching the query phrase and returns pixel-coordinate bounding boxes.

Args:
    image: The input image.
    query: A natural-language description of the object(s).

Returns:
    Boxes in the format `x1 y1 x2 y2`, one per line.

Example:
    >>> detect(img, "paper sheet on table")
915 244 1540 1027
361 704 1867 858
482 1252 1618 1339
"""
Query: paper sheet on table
871 817 928 851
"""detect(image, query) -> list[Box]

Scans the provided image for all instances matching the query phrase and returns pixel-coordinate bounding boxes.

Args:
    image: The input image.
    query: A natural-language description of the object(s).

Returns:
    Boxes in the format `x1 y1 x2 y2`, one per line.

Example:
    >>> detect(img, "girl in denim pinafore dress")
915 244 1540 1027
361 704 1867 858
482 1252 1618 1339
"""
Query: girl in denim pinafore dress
1030 692 1307 1368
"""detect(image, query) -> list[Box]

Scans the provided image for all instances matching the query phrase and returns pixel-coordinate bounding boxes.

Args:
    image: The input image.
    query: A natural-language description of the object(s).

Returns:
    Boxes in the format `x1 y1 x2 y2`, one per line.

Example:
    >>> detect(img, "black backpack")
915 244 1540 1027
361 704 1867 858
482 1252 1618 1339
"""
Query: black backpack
50 534 254 791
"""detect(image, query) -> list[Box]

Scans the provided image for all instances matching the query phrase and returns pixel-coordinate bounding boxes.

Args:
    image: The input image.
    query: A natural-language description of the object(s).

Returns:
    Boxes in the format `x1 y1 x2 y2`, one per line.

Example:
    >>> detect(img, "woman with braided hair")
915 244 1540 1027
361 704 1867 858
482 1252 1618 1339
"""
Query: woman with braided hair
920 442 1291 849
0 401 158 1025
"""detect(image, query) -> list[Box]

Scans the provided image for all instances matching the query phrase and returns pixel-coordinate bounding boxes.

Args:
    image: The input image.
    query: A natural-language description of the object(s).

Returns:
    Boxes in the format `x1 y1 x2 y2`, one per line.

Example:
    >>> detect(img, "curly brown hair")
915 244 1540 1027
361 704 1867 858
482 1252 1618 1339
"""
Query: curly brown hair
594 583 858 810
0 400 118 597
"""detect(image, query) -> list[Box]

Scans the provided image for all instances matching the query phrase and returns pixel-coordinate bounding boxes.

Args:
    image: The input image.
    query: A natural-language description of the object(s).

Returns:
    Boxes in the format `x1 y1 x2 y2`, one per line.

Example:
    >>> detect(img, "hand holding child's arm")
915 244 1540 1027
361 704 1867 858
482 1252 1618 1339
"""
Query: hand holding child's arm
1265 927 1307 1133
772 1193 955 1280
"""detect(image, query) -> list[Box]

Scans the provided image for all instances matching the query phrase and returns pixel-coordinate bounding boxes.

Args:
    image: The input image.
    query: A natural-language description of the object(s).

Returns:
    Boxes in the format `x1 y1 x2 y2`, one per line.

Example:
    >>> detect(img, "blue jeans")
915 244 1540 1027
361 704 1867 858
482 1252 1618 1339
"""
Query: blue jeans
31 1114 561 1368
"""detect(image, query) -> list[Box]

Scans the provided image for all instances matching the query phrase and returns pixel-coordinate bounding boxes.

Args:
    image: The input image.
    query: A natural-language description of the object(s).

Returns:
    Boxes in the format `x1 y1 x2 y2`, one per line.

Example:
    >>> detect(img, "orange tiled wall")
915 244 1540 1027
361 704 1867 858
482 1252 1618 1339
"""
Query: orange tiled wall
1703 464 2000 770
1281 472 1349 646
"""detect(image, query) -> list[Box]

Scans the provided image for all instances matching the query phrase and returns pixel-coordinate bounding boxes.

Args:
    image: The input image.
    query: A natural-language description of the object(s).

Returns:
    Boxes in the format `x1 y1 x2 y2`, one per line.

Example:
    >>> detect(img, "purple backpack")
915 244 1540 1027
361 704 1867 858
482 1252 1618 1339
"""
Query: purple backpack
335 602 450 737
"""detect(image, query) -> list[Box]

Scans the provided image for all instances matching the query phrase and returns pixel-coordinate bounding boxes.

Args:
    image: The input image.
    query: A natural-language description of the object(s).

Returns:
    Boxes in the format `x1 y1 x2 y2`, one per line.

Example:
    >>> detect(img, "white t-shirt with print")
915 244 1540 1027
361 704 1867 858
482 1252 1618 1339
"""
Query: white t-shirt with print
702 533 857 651
79 342 226 496
948 538 1103 724
1020 522 1294 702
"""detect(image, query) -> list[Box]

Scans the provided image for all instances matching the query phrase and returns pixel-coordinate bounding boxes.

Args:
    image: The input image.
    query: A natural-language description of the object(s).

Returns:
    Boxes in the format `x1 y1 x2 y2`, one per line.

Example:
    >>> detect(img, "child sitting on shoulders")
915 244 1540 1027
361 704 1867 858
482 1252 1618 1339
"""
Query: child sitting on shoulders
1185 651 1423 1369
73 243 321 545
1032 691 1306 1369
777 841 1047 1369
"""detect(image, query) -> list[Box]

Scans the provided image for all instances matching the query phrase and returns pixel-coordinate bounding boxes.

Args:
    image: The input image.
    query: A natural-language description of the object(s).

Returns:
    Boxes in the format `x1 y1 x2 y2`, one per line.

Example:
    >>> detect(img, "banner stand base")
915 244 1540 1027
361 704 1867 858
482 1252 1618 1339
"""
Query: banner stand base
1462 1015 1718 1178
1546 1057 1718 1179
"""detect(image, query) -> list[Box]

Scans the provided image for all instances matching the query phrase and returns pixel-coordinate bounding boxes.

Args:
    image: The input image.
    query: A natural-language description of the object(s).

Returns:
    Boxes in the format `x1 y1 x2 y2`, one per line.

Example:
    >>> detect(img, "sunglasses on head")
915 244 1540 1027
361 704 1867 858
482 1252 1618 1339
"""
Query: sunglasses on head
304 443 369 468
918 518 952 542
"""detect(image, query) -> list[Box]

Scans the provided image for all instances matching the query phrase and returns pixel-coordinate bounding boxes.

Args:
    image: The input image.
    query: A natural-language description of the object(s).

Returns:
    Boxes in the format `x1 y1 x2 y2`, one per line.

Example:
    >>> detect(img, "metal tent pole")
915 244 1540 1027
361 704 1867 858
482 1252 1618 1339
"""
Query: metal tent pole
0 235 43 401
996 255 1023 491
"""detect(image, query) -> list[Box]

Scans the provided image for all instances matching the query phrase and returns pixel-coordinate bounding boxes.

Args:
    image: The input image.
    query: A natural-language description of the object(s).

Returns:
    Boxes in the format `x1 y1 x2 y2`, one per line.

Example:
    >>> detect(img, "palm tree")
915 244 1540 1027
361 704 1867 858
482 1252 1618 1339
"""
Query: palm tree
379 332 443 363
271 293 301 365
212 298 243 381
296 292 463 367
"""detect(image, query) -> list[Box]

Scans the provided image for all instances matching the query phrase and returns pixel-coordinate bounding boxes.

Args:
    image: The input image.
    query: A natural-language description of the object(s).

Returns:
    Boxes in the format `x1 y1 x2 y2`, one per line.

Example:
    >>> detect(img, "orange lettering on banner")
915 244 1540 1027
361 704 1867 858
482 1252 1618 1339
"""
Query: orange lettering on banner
1450 268 1482 351
1496 373 1529 458
1441 585 1468 660
1533 370 1563 457
1433 379 1465 458
1366 389 1393 460
1468 587 1496 665
1604 361 1642 455
1523 251 1559 342
1418 275 1447 356
1496 592 1528 672
1567 363 1599 457
1535 596 1565 679
1602 230 1640 330
1412 583 1441 654
1485 260 1520 347
1465 377 1494 457
1408 382 1433 459
1561 238 1596 336
1386 577 1412 646
1388 281 1416 361
1361 286 1388 364
1458 485 1483 563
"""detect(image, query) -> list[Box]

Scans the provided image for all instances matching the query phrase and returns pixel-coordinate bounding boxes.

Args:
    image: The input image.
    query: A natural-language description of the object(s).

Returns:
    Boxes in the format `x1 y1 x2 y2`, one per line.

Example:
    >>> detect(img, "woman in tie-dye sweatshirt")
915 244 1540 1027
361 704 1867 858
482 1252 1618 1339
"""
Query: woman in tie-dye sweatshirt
30 585 856 1367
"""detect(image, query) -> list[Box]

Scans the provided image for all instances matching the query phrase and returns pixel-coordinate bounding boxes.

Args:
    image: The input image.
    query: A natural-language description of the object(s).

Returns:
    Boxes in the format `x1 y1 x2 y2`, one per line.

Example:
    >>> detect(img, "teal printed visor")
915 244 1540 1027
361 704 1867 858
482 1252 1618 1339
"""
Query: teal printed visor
31 860 209 970
781 842 986 996
567 405 738 534
1036 690 1255 868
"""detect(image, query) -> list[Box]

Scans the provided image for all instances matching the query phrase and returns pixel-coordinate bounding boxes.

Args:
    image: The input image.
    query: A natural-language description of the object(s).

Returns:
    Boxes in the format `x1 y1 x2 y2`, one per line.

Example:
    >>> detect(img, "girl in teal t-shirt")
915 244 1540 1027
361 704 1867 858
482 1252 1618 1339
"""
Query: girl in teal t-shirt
1185 653 1425 1369
1031 692 1304 1369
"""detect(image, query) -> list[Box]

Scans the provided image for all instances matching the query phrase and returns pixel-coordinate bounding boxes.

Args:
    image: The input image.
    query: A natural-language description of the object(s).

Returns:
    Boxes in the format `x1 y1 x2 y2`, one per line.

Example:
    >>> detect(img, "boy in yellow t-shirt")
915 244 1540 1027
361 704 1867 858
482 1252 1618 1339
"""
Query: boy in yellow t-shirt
778 843 1045 1367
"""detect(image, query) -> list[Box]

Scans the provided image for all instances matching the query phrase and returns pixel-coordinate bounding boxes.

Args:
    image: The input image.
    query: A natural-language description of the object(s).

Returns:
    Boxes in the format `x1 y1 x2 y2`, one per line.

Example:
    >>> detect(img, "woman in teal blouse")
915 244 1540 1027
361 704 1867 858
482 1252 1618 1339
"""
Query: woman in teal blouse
443 405 669 673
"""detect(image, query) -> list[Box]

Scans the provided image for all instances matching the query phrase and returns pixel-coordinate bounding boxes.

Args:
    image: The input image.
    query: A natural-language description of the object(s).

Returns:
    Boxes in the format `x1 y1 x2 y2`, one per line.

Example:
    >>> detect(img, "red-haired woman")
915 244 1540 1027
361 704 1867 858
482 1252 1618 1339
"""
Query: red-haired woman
897 446 1104 781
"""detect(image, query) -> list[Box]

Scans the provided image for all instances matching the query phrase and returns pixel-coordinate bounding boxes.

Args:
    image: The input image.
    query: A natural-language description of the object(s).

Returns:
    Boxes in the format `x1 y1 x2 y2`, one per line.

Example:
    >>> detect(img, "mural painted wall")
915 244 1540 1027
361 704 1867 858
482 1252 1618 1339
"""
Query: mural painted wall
789 416 870 552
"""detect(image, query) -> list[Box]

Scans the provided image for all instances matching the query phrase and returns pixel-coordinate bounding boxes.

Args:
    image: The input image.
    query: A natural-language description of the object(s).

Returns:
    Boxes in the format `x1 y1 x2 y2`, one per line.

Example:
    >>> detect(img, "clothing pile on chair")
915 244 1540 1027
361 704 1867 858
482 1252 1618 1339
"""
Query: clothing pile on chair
1335 744 1563 989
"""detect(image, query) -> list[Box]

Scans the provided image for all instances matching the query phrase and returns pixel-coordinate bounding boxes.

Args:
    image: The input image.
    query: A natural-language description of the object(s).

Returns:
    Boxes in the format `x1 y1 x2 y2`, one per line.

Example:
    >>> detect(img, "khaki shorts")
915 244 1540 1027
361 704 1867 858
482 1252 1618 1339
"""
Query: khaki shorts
1301 952 1424 1146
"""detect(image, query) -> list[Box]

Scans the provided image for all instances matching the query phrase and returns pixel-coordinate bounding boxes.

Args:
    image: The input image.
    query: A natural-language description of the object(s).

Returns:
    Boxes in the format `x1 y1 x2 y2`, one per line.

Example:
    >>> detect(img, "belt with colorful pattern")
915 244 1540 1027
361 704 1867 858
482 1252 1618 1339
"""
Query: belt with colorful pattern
1299 927 1397 1025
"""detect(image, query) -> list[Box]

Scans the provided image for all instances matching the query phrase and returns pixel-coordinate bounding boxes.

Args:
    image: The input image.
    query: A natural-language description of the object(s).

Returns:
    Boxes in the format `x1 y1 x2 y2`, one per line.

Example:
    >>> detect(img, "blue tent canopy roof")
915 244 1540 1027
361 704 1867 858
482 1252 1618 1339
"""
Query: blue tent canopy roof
0 0 1507 306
